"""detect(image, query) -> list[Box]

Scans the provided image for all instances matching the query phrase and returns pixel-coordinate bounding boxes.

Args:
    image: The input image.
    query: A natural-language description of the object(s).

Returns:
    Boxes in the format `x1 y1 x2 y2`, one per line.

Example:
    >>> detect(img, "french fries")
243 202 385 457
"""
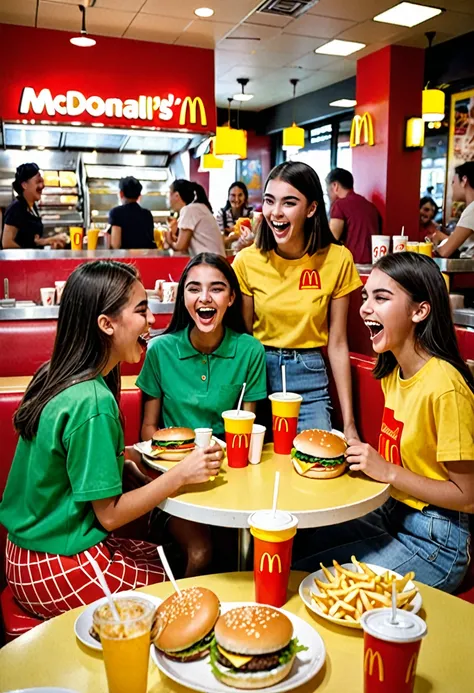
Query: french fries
310 556 418 624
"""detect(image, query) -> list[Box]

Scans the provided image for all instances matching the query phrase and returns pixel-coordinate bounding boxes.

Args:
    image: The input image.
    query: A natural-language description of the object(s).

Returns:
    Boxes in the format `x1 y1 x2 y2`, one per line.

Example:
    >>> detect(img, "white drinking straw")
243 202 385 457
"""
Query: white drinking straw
272 471 281 519
168 273 174 282
236 382 247 416
158 545 181 595
390 580 398 625
281 364 286 395
84 550 120 622
401 225 405 235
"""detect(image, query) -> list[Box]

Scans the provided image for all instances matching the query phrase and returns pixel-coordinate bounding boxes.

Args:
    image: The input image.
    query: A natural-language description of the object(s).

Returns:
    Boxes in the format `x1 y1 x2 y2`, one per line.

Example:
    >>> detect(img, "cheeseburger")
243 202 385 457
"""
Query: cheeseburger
151 427 195 461
291 429 347 479
211 605 307 689
154 587 220 661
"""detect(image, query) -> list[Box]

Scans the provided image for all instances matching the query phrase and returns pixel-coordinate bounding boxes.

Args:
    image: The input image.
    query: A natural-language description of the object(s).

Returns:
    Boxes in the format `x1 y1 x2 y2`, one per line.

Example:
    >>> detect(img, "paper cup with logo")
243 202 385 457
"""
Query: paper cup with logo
418 241 433 257
269 393 302 455
69 227 84 250
40 287 56 306
392 235 408 253
222 410 255 468
154 279 165 302
54 281 66 303
87 228 100 250
371 235 390 264
361 609 427 693
163 281 179 303
249 424 266 465
249 510 298 608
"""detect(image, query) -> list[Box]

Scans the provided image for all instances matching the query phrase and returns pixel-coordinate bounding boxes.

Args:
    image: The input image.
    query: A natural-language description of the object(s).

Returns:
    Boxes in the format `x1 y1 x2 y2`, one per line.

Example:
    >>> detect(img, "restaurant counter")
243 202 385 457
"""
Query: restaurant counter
0 299 174 321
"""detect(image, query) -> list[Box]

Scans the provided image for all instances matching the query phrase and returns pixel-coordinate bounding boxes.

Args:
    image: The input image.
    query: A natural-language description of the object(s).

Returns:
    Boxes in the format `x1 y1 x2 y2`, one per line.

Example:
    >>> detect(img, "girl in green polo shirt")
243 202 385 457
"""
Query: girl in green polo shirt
0 260 224 620
137 252 267 575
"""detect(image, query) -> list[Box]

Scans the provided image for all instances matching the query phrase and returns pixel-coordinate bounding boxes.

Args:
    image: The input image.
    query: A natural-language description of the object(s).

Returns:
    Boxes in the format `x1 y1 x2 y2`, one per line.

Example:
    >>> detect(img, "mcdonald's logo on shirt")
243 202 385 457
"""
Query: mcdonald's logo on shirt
350 112 375 147
274 416 289 432
299 269 321 290
231 433 250 449
364 648 384 682
259 552 282 573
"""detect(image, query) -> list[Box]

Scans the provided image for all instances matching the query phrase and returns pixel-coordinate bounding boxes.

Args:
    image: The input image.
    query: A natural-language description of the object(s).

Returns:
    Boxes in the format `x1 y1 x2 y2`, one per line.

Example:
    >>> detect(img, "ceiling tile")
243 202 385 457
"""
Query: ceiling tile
247 11 293 28
416 0 474 13
284 14 356 38
37 2 137 36
288 52 340 70
419 10 474 35
262 33 326 55
175 20 235 48
218 65 272 82
338 20 407 44
140 0 260 24
124 13 191 42
307 0 391 22
0 0 36 26
46 0 145 8
396 31 454 49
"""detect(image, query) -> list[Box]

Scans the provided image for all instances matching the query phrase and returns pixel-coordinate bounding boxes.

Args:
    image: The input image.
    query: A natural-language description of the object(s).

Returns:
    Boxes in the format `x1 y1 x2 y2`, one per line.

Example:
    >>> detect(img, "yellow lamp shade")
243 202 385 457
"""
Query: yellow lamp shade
422 89 445 122
199 140 224 171
405 117 425 148
282 123 305 151
214 126 247 160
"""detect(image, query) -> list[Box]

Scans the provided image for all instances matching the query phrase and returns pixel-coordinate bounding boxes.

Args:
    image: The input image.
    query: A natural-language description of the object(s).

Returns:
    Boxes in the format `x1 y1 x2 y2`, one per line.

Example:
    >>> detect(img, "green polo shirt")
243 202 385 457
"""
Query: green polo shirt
137 328 267 436
0 376 124 556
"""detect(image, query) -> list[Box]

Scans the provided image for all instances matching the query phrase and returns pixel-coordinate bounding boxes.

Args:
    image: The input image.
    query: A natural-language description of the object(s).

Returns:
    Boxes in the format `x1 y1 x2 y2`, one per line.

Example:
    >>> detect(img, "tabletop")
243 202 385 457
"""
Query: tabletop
0 571 473 693
147 444 390 529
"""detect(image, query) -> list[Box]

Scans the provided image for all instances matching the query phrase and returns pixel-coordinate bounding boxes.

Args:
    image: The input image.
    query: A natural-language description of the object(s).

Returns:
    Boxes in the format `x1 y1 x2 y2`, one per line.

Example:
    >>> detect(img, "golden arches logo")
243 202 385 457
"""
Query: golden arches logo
350 112 375 147
259 552 282 573
179 96 207 126
364 648 384 682
299 269 321 290
405 653 418 684
274 416 289 432
231 433 249 449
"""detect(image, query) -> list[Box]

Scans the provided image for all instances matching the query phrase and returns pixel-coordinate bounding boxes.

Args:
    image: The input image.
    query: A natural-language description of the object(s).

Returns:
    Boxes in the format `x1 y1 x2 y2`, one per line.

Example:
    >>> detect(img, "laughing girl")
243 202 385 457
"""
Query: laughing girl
295 252 474 592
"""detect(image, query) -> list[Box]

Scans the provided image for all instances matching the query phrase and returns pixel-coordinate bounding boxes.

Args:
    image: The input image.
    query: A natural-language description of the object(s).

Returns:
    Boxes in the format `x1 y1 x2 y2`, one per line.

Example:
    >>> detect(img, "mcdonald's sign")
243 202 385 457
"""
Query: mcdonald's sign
259 552 282 573
350 112 375 147
274 416 289 433
231 433 250 449
364 648 384 682
299 269 321 290
179 96 207 127
405 653 418 684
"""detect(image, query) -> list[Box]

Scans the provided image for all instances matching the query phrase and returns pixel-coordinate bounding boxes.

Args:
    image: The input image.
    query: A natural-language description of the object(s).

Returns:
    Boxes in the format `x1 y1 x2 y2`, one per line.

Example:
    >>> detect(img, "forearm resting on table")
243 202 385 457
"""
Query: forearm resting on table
389 460 474 514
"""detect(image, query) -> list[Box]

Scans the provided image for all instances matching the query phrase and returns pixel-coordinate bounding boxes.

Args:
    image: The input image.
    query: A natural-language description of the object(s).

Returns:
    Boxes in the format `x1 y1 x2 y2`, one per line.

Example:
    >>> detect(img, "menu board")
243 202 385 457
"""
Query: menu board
446 88 474 223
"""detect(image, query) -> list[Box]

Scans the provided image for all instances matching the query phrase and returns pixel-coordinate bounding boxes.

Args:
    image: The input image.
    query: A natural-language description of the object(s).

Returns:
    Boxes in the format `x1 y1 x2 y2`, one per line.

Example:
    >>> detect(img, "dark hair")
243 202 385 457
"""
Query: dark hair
120 176 142 200
13 162 40 196
420 196 438 212
171 179 213 212
256 161 335 255
165 253 248 335
14 261 139 439
454 162 474 188
326 167 354 190
372 253 474 392
225 181 249 209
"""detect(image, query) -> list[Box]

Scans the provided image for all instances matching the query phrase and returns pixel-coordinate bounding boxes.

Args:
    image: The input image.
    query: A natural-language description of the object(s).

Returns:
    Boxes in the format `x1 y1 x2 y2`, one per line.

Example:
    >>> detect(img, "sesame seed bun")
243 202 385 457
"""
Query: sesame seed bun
152 427 195 443
293 429 347 458
214 606 293 656
151 427 195 461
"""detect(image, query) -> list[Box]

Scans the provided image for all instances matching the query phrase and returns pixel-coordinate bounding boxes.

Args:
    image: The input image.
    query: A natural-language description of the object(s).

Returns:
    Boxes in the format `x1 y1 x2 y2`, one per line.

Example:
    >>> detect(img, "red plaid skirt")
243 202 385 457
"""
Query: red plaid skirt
5 537 166 619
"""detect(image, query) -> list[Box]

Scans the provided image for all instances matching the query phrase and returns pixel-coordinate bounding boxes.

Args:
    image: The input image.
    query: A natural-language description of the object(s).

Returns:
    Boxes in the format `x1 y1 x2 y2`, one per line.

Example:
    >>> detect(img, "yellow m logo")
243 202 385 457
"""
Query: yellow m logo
350 112 374 147
231 433 249 448
259 552 282 573
179 96 207 127
405 653 418 683
364 648 384 682
274 416 289 432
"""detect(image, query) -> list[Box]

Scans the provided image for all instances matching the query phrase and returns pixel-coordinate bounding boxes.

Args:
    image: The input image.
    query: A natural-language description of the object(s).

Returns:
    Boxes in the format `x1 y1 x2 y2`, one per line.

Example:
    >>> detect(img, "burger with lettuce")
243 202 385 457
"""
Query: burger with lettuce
291 429 347 479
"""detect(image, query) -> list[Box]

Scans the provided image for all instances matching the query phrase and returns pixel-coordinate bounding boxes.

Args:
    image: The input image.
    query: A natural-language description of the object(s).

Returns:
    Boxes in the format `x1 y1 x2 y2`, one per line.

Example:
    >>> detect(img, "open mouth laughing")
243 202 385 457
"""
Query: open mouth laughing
137 332 150 348
196 307 217 324
365 320 384 342
270 220 290 236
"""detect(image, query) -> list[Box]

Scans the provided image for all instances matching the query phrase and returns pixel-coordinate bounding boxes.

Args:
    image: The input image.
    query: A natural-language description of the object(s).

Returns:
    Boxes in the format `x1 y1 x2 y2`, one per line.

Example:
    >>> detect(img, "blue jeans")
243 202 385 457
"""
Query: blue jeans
293 498 471 593
265 348 332 433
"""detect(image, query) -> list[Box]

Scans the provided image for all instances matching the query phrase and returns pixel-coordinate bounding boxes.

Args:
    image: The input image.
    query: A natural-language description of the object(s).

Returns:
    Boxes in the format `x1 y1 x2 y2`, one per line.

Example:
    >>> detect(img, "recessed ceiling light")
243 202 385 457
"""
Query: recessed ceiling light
373 2 442 28
315 40 366 57
91 122 105 127
329 99 357 108
194 7 214 18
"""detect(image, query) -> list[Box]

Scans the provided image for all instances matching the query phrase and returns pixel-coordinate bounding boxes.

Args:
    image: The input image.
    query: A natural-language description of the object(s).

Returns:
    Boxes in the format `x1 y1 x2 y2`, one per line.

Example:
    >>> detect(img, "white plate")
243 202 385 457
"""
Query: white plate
299 563 422 630
135 437 226 469
74 590 162 650
151 601 325 693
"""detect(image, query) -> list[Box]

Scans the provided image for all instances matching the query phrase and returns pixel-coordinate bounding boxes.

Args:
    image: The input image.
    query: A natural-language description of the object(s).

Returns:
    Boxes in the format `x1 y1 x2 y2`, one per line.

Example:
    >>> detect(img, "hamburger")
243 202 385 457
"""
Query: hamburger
291 429 347 479
210 605 307 689
154 587 220 662
151 427 195 461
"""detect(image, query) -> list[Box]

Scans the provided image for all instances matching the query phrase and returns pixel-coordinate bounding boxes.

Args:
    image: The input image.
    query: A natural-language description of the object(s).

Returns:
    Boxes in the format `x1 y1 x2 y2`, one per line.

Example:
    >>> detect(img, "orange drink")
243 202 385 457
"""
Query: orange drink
418 241 433 257
406 242 419 253
87 228 100 250
69 227 84 250
93 597 155 693
154 228 164 249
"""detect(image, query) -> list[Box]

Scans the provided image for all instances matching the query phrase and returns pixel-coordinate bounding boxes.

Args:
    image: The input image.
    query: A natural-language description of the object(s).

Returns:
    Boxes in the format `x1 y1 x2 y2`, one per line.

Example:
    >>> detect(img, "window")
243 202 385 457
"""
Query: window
337 119 352 172
287 124 332 207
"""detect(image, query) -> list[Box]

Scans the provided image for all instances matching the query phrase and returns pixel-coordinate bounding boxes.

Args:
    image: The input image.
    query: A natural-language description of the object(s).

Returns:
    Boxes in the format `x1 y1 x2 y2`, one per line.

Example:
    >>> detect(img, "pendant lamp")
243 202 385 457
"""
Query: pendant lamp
199 137 224 170
422 31 445 123
214 99 247 160
70 5 96 47
282 79 305 152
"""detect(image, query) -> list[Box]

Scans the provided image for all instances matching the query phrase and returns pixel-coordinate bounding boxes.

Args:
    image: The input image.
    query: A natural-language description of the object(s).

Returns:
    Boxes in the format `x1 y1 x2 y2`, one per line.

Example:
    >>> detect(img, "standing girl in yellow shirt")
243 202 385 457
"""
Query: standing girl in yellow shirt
295 253 474 592
232 161 362 438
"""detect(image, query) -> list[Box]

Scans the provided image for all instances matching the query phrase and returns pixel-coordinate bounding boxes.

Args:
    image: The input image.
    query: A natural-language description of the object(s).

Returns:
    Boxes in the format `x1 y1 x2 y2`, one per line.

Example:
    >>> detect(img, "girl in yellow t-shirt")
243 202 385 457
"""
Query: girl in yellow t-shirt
232 161 362 440
294 252 474 592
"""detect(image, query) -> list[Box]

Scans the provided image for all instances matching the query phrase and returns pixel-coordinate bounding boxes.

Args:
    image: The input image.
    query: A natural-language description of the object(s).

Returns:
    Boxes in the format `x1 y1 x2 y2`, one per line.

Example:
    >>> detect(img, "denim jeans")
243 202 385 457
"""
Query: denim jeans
265 348 332 433
293 497 471 593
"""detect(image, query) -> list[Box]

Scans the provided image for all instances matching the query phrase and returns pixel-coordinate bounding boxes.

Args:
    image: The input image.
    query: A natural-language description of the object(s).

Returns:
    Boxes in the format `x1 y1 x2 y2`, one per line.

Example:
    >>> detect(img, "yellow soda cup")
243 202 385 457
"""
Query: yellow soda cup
87 228 100 250
406 242 419 253
418 241 433 257
70 227 84 250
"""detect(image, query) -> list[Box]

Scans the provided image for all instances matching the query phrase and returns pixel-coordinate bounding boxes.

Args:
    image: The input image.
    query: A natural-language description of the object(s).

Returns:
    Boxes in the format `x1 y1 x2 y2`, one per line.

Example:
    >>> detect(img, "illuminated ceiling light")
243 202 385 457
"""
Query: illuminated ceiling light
38 146 46 151
91 122 105 127
405 117 425 148
233 78 254 102
194 7 214 18
282 79 305 153
214 98 247 160
329 99 357 108
374 2 442 28
199 138 224 170
70 5 96 47
136 150 142 155
422 88 445 122
316 39 366 56
21 145 26 151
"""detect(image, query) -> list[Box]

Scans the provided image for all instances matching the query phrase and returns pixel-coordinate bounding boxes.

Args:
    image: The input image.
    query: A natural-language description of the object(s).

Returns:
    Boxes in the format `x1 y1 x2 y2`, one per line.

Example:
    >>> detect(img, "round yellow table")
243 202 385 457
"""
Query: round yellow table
145 444 390 568
0 572 472 692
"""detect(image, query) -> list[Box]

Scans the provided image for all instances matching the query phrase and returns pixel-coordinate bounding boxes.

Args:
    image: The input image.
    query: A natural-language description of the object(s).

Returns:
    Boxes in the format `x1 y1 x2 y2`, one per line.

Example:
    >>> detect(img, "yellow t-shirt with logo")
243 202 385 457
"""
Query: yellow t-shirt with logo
232 243 362 348
379 357 474 511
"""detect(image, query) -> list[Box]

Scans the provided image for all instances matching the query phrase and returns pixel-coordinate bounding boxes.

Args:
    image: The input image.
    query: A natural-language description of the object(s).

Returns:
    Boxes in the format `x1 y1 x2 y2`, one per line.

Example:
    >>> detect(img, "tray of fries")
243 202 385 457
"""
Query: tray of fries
299 556 422 629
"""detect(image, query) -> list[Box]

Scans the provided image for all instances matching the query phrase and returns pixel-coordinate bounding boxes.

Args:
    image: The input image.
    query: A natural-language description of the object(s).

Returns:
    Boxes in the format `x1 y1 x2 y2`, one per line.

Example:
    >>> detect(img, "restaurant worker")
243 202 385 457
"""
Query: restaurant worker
0 261 223 619
233 161 362 439
436 161 474 257
216 181 254 248
1 163 67 250
295 253 474 593
165 179 225 257
108 175 155 249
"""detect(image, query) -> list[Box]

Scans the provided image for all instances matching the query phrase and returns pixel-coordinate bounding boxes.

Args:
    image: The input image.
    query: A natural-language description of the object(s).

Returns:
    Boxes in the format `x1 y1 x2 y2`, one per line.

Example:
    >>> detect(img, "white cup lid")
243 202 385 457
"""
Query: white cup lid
248 509 298 532
360 608 427 643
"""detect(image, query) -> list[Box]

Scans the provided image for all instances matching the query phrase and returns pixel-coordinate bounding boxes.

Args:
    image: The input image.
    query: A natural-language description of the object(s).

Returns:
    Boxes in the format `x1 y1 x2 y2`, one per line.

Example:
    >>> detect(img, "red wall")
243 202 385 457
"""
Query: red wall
245 131 272 209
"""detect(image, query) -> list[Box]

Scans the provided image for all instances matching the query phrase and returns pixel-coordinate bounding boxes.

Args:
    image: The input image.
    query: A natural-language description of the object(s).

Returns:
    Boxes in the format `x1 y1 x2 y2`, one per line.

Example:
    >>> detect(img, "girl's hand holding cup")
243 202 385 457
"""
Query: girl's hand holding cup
176 443 223 485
